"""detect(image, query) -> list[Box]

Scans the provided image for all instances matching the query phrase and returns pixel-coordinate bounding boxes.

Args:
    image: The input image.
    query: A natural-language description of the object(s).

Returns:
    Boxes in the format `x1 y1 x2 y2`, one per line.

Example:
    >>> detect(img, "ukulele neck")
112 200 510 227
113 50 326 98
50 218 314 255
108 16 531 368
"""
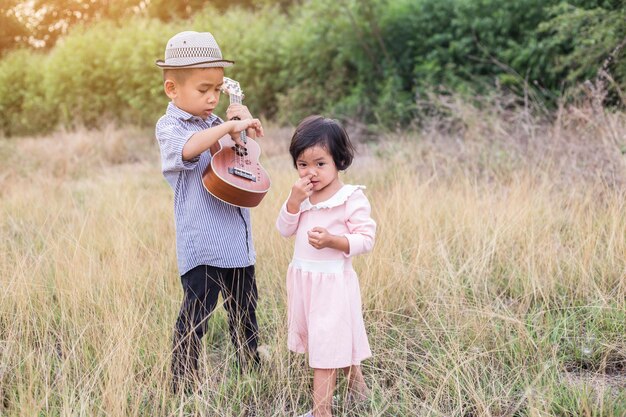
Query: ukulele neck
229 94 247 144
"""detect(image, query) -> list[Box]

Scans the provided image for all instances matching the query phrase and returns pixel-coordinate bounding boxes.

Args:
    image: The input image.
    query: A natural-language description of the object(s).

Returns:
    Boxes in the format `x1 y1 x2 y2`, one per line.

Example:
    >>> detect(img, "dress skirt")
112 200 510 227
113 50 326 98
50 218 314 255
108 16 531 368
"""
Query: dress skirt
286 258 372 369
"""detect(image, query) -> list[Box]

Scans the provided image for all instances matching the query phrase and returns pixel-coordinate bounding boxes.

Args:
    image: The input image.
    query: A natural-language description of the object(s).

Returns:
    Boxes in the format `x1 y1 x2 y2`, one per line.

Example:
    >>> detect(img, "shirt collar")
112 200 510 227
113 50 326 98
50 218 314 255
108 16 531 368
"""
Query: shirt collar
299 185 366 212
166 102 219 124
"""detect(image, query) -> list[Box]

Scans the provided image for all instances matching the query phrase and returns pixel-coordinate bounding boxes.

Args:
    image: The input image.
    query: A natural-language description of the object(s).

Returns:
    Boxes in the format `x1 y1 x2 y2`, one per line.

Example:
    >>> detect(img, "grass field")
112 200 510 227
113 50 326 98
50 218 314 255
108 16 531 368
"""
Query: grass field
1 99 625 416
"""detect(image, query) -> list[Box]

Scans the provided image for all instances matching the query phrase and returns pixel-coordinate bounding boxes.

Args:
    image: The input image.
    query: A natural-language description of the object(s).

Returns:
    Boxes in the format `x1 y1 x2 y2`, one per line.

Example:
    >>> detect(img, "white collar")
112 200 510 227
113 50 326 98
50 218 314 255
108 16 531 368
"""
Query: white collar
300 184 365 212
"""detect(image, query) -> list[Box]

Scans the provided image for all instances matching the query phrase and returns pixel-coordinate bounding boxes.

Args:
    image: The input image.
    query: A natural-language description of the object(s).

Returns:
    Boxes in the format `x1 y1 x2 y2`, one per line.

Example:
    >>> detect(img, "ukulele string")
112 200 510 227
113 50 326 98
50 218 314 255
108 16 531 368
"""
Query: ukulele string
232 94 243 169
234 94 248 168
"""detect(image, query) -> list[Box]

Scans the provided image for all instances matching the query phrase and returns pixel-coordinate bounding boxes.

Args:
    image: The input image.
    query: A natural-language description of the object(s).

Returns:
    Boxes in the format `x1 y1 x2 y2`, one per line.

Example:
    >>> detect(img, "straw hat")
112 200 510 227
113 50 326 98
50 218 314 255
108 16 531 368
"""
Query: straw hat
155 31 234 69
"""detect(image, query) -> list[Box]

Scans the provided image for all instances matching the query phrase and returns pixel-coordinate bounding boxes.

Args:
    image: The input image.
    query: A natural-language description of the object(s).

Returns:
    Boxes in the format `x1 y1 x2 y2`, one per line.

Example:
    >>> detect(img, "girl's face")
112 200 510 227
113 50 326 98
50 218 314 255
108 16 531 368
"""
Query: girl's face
296 145 340 195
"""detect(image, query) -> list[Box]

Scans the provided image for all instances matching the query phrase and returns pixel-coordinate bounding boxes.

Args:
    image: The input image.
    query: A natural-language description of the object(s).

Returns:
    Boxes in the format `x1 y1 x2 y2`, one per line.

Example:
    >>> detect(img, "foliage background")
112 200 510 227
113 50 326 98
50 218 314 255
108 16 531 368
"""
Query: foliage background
0 0 625 137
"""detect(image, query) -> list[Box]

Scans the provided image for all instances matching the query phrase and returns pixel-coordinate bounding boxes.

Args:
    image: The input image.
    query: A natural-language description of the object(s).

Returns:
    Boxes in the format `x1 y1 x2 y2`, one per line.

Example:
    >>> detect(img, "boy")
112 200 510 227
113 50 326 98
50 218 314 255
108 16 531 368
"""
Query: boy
154 31 264 393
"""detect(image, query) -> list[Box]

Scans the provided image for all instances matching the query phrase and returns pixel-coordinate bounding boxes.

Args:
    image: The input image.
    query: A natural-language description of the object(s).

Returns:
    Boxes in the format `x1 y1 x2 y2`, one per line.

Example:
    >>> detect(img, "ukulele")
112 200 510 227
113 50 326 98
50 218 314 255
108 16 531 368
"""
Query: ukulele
202 77 270 208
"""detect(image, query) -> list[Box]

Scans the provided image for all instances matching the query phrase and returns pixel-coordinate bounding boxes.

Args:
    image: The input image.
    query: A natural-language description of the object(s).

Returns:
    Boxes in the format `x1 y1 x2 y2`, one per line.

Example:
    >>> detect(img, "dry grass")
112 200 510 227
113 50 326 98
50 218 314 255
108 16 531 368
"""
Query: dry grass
1 99 625 416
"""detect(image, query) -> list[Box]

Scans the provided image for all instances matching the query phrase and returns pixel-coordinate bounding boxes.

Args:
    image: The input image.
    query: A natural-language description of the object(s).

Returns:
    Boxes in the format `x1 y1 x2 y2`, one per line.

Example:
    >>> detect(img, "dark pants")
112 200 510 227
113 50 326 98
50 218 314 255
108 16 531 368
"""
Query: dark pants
171 264 259 390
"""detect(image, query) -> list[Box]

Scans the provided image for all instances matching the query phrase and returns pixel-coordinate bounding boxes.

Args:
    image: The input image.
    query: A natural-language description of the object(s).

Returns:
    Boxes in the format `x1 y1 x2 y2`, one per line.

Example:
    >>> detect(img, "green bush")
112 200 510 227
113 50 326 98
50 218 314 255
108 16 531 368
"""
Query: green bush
537 3 626 101
191 5 290 120
109 18 176 127
0 49 51 136
0 0 624 137
44 21 124 128
44 18 175 130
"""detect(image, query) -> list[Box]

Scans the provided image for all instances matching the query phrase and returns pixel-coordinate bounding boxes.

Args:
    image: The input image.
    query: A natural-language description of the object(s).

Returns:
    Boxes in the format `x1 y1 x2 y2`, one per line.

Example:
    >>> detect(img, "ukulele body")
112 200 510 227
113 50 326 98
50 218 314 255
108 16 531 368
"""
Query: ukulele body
202 134 270 208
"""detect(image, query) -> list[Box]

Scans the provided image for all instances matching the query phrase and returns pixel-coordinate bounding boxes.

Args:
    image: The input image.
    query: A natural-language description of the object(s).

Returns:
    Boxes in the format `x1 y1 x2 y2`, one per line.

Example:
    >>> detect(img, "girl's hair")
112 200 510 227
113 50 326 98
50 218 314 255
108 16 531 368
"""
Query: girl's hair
289 115 355 170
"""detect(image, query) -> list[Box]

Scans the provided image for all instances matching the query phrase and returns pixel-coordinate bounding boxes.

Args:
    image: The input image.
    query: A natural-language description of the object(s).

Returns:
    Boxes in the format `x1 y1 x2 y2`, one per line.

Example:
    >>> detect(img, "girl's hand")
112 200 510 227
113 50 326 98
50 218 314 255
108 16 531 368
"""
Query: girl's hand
308 227 350 252
307 227 333 250
227 104 258 139
228 118 263 147
286 175 314 214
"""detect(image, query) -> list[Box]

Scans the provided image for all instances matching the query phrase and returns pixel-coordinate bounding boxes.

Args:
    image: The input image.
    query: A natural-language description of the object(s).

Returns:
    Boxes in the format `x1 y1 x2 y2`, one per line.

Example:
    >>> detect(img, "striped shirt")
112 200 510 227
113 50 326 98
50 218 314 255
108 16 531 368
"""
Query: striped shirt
155 102 255 275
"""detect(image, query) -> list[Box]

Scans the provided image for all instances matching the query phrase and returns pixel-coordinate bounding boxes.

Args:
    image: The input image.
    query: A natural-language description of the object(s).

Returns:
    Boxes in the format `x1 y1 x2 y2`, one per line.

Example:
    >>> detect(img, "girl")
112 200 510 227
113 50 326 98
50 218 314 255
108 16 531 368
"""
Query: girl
276 115 376 417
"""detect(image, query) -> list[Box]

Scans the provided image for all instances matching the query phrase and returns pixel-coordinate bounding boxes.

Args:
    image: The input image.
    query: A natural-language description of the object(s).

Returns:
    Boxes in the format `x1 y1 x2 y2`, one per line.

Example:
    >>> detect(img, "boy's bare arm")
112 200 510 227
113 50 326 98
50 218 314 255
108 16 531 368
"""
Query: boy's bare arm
182 119 263 161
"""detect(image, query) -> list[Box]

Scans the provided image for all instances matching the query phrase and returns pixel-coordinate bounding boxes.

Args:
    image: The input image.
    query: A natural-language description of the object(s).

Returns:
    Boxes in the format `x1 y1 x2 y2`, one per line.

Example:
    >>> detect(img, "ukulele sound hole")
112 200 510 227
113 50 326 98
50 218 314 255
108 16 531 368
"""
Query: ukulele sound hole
230 146 248 157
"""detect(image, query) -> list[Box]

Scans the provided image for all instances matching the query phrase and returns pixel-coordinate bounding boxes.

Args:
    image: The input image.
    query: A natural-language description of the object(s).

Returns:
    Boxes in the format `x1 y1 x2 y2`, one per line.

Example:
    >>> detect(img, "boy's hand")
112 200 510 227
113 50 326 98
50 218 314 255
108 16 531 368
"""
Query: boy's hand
228 118 264 147
227 104 258 139
286 175 314 214
227 103 253 121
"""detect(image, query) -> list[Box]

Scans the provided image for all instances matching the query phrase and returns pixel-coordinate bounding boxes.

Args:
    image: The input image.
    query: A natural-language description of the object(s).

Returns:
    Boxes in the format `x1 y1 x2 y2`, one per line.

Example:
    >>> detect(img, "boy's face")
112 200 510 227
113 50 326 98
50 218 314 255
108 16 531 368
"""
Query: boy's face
164 68 224 119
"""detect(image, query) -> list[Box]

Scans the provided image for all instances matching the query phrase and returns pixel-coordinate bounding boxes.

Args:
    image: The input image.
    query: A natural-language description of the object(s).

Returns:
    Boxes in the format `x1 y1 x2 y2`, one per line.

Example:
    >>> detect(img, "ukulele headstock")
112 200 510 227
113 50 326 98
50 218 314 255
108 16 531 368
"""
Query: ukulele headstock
221 77 244 101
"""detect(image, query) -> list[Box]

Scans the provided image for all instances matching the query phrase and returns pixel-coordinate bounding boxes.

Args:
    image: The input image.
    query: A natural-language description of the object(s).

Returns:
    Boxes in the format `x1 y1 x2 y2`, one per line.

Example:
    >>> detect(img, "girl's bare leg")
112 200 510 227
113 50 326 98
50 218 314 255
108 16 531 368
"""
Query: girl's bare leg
341 365 370 401
313 368 337 417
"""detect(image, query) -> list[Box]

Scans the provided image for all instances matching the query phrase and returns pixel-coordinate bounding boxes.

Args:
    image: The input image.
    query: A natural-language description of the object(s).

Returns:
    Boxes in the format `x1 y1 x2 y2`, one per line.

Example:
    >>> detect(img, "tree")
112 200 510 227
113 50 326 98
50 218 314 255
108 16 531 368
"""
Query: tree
1 0 300 54
26 0 144 48
146 0 297 21
0 0 28 55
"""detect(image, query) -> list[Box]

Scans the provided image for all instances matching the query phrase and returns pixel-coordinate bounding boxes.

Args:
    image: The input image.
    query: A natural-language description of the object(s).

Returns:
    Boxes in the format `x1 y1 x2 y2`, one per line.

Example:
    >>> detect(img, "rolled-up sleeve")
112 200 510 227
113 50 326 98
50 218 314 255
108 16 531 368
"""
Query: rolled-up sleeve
343 190 376 257
155 117 200 175
276 201 301 237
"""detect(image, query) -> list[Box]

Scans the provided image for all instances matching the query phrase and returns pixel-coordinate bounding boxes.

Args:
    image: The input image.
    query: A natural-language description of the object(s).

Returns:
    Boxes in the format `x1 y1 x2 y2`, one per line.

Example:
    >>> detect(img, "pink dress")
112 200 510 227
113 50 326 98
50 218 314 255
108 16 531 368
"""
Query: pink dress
276 184 376 369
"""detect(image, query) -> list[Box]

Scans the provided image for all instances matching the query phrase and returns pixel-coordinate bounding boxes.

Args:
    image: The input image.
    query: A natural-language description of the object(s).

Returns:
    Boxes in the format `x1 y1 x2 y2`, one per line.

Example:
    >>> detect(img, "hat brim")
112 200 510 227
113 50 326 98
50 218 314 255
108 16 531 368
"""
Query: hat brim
155 59 234 69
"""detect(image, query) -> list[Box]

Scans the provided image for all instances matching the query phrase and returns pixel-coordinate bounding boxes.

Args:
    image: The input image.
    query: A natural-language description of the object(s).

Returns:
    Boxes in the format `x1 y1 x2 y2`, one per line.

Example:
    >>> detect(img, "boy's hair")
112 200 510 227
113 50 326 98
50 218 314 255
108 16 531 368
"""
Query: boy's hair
289 115 355 171
163 68 195 84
